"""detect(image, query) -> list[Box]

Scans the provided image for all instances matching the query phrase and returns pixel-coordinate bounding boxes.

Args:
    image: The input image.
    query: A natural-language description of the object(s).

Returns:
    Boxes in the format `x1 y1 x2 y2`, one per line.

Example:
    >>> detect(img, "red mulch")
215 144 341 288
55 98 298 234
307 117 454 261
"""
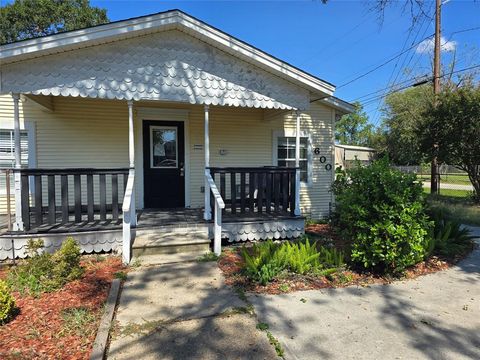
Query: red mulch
219 224 454 295
0 256 125 360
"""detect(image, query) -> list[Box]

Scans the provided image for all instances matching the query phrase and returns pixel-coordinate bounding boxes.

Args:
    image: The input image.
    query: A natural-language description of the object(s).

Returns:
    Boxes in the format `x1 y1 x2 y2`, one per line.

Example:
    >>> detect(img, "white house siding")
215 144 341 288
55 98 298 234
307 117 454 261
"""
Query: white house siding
0 95 334 218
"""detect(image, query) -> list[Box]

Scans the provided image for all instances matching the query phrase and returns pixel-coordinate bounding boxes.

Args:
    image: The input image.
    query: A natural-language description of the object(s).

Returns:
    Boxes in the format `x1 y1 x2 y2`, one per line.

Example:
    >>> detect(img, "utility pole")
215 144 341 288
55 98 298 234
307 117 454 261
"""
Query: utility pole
431 0 441 194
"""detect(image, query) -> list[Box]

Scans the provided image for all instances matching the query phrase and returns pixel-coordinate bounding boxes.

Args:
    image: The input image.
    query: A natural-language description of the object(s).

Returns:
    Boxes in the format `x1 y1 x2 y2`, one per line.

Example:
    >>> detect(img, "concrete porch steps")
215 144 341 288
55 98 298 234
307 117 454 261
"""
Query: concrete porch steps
131 225 211 262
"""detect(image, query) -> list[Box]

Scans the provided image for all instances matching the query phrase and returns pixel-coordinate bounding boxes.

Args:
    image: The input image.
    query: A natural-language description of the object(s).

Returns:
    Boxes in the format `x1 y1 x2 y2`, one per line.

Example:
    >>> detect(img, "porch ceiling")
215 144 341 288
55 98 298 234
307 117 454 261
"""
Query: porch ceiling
1 30 310 110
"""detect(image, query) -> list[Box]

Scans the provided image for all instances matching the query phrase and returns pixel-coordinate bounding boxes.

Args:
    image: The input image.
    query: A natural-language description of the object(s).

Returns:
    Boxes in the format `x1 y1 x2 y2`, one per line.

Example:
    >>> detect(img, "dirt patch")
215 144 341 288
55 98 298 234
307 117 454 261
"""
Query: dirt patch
0 256 125 360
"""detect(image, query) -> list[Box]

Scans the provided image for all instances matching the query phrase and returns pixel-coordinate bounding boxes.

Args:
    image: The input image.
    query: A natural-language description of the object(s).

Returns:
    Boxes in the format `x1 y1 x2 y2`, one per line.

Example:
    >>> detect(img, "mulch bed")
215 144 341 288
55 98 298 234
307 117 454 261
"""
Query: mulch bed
218 223 455 295
0 256 125 360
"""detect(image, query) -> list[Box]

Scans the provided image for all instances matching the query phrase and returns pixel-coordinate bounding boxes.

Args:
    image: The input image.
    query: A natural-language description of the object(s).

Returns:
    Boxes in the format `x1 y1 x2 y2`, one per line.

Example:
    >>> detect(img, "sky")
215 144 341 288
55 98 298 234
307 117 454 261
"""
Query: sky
9 0 480 125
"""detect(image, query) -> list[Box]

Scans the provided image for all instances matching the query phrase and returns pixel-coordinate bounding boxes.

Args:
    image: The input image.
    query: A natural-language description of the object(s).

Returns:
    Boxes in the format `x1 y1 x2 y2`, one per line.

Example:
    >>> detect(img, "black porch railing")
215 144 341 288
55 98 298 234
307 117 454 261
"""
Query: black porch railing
15 168 129 231
208 166 297 216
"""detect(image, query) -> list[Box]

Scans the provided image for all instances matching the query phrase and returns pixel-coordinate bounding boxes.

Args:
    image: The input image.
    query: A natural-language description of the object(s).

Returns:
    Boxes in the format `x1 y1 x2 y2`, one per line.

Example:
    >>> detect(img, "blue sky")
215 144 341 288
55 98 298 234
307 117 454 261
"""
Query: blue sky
10 0 480 125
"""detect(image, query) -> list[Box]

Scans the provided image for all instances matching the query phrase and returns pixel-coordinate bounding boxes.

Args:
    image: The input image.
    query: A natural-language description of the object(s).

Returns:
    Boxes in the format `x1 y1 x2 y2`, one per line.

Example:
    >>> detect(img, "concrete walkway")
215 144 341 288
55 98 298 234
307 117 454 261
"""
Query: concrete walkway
107 261 277 360
250 226 480 360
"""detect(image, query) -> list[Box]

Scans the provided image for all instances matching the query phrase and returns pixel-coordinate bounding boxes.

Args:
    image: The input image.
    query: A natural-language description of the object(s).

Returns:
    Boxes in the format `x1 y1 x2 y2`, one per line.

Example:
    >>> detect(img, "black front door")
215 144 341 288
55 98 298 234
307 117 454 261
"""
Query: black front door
143 120 185 208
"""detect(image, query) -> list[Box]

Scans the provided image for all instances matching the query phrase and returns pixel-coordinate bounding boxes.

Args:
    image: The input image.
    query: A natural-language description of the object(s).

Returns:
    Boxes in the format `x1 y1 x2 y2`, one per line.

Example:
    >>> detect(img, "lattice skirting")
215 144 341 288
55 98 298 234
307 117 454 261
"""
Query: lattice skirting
216 218 305 242
0 230 122 260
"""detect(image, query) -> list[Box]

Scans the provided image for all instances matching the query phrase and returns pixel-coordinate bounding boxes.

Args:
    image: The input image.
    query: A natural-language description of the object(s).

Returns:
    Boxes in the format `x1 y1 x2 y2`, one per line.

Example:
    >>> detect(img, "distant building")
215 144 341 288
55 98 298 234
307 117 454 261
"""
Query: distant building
335 144 376 169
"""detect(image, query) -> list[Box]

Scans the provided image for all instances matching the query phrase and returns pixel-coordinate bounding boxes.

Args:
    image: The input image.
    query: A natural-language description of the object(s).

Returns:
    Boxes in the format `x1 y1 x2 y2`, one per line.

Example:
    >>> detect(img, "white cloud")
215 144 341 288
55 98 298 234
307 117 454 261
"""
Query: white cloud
416 36 457 54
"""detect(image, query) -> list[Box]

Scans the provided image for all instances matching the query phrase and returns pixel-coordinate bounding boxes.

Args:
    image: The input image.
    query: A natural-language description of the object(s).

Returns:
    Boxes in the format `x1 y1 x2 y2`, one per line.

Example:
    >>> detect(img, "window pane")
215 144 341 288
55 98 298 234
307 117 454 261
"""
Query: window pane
0 130 28 168
151 128 177 167
277 147 287 159
276 136 309 182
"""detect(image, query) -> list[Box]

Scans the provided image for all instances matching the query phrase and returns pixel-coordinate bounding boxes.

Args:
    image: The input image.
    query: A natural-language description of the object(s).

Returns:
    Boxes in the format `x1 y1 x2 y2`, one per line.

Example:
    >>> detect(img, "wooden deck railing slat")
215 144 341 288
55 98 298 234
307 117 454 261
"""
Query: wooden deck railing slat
207 166 298 217
16 168 128 231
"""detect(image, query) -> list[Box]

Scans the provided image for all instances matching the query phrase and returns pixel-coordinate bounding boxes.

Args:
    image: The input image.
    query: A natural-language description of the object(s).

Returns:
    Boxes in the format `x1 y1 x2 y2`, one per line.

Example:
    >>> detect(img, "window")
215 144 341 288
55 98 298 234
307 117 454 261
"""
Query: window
0 129 31 194
276 136 309 182
150 126 178 168
0 130 29 168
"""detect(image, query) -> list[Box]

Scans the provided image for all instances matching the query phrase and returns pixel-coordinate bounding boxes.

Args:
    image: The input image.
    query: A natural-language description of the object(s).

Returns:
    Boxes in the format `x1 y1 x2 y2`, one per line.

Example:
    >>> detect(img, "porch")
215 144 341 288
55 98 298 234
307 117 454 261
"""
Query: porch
0 164 303 261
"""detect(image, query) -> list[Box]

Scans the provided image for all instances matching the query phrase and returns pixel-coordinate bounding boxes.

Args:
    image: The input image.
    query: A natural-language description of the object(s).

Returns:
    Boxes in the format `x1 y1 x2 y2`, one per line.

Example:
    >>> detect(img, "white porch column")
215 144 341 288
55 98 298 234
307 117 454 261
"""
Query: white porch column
294 111 301 216
204 104 212 220
128 100 135 169
12 94 23 231
127 100 136 227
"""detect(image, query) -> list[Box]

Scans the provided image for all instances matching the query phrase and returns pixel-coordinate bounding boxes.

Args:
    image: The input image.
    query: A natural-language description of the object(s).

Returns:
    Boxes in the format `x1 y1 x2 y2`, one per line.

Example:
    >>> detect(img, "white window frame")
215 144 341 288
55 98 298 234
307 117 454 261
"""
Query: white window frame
0 121 36 195
272 129 312 187
149 125 179 169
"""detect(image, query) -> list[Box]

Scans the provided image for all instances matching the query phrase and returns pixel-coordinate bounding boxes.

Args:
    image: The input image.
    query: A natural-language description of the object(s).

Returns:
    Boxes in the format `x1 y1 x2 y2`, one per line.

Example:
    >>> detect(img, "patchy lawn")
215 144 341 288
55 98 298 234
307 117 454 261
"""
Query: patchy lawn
427 194 480 226
219 224 462 295
0 256 125 360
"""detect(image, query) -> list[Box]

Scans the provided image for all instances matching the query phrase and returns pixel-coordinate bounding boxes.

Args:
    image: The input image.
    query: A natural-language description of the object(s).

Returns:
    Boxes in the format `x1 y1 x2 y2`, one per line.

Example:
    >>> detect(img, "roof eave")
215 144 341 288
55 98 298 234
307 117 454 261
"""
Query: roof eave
320 96 355 115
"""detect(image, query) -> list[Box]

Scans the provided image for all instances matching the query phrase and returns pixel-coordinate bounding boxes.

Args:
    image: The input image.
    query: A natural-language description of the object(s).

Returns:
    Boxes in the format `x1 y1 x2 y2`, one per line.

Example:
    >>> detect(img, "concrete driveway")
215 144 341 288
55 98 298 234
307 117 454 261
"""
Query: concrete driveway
250 227 480 360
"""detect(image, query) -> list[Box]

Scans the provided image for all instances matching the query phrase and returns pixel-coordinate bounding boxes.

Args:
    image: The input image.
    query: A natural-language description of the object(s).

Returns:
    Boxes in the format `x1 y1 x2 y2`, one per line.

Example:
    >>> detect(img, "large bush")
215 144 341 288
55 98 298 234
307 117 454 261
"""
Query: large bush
332 158 432 274
8 237 84 296
0 280 16 325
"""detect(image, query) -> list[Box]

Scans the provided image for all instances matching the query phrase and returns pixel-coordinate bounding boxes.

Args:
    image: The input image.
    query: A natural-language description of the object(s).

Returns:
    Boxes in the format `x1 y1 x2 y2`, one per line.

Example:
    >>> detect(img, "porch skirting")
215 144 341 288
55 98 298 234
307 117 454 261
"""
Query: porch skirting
0 230 122 260
217 218 305 242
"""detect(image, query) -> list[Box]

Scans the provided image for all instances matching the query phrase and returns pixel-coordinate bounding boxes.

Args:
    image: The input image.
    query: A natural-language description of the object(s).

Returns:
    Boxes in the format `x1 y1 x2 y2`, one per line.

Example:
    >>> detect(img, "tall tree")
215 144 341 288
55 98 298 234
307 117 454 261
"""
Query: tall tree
0 0 109 44
418 82 480 202
380 85 433 165
335 102 375 147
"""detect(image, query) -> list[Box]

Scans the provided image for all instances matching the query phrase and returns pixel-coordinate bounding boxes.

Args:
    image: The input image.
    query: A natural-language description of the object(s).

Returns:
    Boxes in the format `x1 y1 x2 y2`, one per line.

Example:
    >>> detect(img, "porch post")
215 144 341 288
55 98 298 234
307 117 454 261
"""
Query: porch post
294 111 301 216
204 104 212 220
127 100 136 227
12 94 24 231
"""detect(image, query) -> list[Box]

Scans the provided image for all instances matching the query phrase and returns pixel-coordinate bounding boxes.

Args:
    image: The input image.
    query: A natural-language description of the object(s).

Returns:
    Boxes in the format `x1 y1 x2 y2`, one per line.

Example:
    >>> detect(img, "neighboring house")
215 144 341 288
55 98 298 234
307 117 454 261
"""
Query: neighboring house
335 144 376 169
0 9 354 262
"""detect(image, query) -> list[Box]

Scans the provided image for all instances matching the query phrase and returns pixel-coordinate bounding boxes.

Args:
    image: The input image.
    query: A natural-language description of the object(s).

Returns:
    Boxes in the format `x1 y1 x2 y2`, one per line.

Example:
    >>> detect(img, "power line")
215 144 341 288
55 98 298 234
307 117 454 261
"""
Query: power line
349 25 480 102
336 32 434 89
336 25 480 91
370 8 434 126
357 64 480 107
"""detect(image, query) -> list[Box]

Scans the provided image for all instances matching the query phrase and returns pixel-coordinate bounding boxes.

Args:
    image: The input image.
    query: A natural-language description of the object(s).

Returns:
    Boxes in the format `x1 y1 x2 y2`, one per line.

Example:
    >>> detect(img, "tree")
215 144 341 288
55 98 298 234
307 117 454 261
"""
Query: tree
0 0 109 45
335 102 375 147
380 85 433 165
418 82 480 202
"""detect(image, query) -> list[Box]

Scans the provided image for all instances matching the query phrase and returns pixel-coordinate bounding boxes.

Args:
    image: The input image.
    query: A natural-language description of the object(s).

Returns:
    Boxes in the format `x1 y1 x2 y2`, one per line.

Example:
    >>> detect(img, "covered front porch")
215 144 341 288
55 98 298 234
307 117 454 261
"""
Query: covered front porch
0 96 304 262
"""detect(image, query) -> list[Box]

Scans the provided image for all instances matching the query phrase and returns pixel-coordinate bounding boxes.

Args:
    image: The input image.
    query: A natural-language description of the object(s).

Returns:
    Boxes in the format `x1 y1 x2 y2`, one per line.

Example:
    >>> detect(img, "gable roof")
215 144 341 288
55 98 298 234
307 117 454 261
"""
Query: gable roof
0 9 335 98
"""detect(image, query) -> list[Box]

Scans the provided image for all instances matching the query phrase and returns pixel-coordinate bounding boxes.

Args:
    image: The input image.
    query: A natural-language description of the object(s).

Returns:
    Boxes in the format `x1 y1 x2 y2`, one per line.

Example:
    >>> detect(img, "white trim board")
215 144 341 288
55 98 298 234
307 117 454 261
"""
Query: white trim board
134 107 190 209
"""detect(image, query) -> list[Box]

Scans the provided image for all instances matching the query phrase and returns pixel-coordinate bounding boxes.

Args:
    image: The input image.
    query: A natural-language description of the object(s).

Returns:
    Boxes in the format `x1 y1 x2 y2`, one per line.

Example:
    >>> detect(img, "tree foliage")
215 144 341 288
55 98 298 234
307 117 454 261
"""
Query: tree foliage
418 82 480 202
335 102 376 147
0 0 109 44
380 85 433 165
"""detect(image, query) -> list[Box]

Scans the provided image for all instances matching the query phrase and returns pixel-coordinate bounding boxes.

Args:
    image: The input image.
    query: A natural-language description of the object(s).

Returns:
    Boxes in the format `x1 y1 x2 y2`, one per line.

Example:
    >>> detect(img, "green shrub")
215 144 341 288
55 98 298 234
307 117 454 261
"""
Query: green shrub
241 240 284 285
240 238 344 284
332 158 432 274
8 237 84 296
0 280 16 325
277 239 321 275
51 237 83 282
427 210 475 259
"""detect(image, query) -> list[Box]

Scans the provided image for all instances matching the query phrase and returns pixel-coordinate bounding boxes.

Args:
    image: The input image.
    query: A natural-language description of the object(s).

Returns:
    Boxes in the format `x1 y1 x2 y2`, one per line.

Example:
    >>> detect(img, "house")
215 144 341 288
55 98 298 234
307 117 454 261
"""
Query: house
335 144 376 169
0 9 354 263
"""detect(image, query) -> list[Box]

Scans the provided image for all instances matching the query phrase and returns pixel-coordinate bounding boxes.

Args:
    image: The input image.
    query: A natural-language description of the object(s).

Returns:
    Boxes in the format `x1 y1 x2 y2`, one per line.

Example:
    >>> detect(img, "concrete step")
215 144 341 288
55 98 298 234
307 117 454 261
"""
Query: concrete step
132 227 211 258
131 251 209 266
